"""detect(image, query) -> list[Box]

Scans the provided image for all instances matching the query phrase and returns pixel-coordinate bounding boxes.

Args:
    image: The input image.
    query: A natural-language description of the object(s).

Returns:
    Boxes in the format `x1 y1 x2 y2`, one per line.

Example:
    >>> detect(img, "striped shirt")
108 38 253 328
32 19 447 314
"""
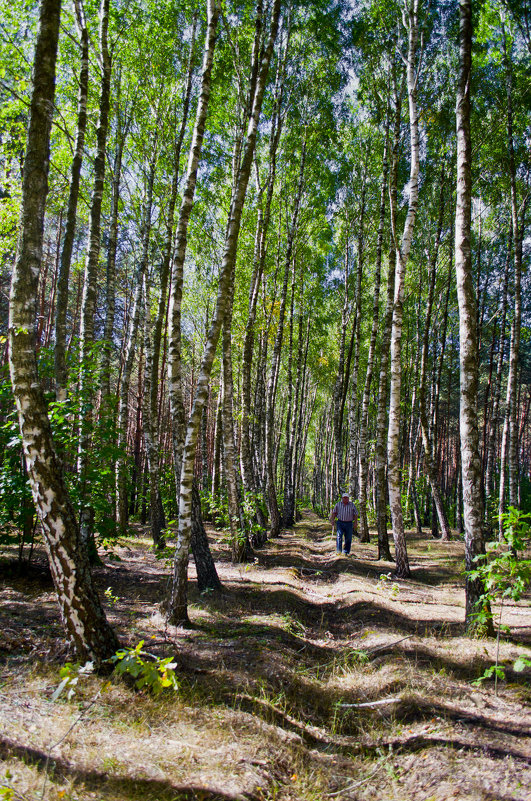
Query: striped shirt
334 501 357 522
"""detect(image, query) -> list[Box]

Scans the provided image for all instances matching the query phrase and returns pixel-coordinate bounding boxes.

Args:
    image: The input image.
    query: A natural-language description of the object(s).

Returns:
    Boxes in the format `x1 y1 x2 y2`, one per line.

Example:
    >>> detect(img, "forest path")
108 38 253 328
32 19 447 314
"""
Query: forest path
1 514 531 800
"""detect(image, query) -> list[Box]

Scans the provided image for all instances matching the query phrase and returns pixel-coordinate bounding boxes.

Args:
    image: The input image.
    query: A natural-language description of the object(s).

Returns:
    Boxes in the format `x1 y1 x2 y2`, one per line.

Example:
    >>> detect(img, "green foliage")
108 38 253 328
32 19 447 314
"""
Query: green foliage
469 508 531 606
0 370 35 562
241 489 267 542
51 661 95 702
0 769 25 801
514 655 531 672
111 640 179 694
376 572 400 599
201 489 230 529
0 340 128 558
468 508 531 688
104 586 119 605
43 342 124 545
519 476 531 515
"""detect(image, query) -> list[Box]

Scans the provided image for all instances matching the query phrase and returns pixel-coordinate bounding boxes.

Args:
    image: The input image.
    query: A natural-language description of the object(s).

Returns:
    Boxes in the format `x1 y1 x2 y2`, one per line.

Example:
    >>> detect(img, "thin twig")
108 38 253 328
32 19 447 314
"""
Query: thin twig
368 634 414 654
336 697 402 709
327 755 387 797
41 686 104 799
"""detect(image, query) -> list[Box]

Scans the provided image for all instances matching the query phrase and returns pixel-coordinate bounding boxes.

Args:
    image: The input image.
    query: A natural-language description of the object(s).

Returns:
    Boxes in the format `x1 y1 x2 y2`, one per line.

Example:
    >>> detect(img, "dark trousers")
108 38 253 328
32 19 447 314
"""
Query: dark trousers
336 520 353 554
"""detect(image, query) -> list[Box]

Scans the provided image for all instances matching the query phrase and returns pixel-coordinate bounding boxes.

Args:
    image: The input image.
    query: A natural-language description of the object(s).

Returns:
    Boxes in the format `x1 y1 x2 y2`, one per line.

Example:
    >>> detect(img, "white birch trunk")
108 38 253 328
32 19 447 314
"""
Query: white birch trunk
9 0 118 665
167 0 221 491
54 0 88 401
387 0 420 578
358 131 389 542
455 0 492 632
167 0 282 625
77 0 112 553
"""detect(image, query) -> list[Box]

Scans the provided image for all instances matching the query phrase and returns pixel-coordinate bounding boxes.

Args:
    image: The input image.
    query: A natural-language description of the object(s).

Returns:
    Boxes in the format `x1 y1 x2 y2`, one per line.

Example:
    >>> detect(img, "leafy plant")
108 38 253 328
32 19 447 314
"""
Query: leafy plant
0 770 27 801
201 489 230 529
0 373 36 565
104 586 119 605
376 572 400 599
240 489 266 545
468 507 531 692
51 661 95 702
111 640 179 694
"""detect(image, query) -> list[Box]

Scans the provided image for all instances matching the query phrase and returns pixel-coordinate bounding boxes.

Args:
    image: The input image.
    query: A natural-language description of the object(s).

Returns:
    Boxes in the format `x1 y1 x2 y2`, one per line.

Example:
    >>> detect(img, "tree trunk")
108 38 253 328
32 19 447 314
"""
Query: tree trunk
77 0 112 554
8 0 118 666
455 0 492 633
265 134 306 537
358 127 389 542
222 271 251 562
190 481 222 592
418 176 452 541
167 0 281 626
485 240 510 524
281 258 298 528
240 65 284 534
375 79 402 563
212 390 223 498
54 0 88 401
387 0 420 579
116 161 155 538
348 171 366 505
168 0 220 494
100 90 128 401
499 19 525 532
333 242 350 499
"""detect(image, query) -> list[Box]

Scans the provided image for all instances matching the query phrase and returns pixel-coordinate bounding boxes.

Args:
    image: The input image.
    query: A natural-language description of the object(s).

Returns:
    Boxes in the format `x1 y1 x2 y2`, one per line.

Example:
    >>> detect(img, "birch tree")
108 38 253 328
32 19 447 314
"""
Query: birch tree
386 0 420 578
8 0 119 666
77 0 112 553
454 0 492 632
54 0 89 401
167 0 282 626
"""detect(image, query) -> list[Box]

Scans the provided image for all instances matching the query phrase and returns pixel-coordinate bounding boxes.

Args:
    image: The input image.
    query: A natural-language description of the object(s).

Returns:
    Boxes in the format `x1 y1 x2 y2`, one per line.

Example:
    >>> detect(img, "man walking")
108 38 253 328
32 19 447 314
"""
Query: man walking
330 492 358 556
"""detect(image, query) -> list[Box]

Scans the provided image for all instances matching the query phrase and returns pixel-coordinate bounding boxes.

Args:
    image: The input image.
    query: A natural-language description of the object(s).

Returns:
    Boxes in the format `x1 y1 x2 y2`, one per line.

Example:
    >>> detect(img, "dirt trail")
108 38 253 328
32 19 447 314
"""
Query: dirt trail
1 514 531 800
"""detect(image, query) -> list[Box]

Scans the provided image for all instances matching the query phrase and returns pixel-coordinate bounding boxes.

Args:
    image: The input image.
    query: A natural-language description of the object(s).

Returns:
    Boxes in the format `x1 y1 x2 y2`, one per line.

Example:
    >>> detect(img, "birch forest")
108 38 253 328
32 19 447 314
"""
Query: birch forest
1 0 531 798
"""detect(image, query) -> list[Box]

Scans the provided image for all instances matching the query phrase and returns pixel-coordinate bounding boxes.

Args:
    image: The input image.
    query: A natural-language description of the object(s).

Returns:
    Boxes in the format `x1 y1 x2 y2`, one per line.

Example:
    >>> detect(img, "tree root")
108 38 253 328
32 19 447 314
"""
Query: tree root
234 693 531 763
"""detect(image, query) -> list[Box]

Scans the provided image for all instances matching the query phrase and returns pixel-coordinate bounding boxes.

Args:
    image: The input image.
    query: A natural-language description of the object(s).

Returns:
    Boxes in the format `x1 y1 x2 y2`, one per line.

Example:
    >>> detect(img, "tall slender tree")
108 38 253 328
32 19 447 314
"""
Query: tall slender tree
454 0 492 632
387 0 420 578
167 0 282 626
8 0 118 666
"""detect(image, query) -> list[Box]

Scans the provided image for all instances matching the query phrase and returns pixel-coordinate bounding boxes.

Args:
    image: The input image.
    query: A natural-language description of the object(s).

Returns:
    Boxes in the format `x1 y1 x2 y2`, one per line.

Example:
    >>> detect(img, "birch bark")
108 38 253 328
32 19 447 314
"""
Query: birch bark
167 0 220 493
265 135 306 537
348 174 365 503
332 244 349 498
167 0 282 625
418 179 451 540
281 259 297 526
499 19 525 530
387 0 420 578
240 77 284 524
375 81 402 562
455 0 492 632
485 244 510 524
77 0 112 553
358 131 389 542
9 0 118 665
100 89 128 401
54 0 88 401
116 153 157 537
222 270 251 562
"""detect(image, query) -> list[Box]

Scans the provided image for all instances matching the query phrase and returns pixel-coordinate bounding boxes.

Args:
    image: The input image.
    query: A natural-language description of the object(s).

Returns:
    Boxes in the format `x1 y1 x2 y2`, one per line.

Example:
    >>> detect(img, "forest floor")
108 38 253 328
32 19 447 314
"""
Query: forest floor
0 512 531 801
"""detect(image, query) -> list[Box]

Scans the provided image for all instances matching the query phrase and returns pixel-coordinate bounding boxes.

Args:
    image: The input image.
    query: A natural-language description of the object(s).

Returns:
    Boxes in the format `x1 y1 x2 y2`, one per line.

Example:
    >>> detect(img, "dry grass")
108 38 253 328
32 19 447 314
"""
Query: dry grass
1 513 530 800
